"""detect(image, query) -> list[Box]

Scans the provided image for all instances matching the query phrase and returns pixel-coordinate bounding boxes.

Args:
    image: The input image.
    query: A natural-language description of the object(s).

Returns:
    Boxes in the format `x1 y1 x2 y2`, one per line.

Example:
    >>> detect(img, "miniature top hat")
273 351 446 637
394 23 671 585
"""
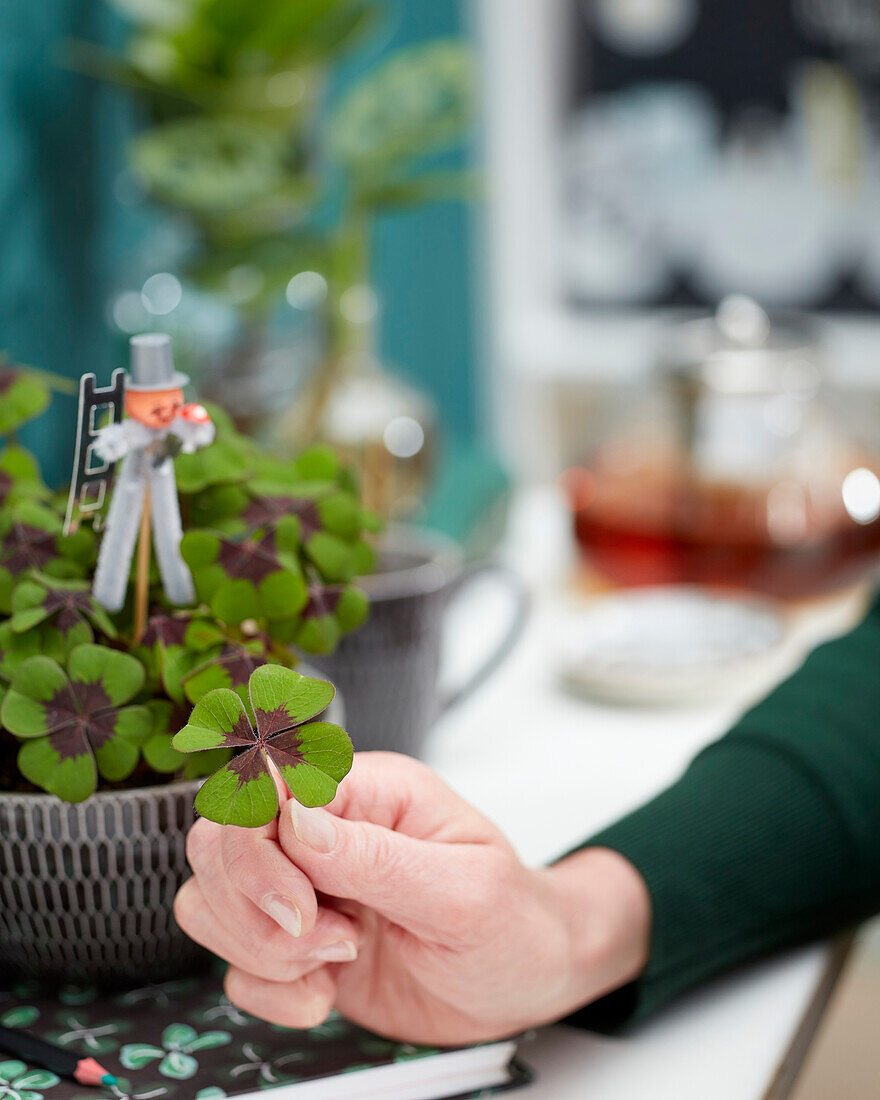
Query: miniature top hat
126 333 190 392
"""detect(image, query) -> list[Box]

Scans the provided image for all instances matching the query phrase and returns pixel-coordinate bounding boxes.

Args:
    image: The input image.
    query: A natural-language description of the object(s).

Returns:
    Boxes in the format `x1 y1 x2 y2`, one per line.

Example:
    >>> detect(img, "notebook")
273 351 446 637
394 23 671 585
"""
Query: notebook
0 967 530 1100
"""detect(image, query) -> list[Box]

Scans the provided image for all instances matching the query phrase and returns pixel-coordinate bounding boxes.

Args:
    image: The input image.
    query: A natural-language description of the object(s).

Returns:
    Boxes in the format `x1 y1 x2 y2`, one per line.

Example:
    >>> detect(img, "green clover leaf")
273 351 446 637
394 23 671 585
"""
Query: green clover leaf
173 665 351 827
0 1006 39 1027
270 585 367 655
158 1052 197 1080
0 1059 60 1100
122 1025 230 1081
174 439 251 495
0 368 50 434
0 502 94 613
15 1072 61 1091
182 642 268 706
119 1045 165 1071
181 529 307 623
134 614 225 701
142 697 231 779
0 446 48 508
0 645 151 801
10 576 117 654
0 622 42 683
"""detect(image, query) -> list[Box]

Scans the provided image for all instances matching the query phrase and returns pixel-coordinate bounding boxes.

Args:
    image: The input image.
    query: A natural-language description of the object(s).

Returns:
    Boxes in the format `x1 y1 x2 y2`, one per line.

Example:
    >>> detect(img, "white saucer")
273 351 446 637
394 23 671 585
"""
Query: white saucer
559 586 787 706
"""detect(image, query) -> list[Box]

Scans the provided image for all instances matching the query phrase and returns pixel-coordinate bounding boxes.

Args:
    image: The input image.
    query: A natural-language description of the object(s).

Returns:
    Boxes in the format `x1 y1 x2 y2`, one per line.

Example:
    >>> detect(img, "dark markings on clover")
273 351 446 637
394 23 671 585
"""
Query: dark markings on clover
253 705 295 739
224 711 260 748
215 531 284 585
241 496 321 540
1 522 57 574
44 680 118 760
174 666 350 824
215 706 306 791
301 586 343 620
262 728 306 768
0 371 17 397
42 589 94 635
142 615 190 648
215 644 265 684
227 745 268 786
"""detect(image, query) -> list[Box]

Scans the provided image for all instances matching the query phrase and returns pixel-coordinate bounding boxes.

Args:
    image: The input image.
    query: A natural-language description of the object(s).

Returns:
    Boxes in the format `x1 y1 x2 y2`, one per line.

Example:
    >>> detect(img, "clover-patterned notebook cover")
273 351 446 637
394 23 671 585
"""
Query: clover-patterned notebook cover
0 967 530 1100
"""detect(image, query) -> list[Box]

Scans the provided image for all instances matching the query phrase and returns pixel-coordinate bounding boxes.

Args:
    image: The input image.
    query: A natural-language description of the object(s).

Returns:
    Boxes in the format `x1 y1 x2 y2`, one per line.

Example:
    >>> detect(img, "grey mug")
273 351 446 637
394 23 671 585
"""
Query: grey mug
310 528 529 757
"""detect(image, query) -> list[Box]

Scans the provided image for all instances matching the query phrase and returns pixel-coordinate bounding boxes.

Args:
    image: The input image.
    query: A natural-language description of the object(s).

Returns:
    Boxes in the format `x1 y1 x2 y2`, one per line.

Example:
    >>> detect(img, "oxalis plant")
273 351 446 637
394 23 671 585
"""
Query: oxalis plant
0 366 374 821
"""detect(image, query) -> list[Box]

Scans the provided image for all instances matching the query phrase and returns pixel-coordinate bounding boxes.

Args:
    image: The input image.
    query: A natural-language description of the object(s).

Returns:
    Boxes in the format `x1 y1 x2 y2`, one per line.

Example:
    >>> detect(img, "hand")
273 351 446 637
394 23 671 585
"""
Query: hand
175 753 650 1045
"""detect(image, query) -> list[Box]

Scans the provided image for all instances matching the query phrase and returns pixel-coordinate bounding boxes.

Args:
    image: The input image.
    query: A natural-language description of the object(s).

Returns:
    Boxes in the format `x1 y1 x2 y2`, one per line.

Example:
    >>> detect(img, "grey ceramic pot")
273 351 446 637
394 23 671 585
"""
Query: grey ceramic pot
0 680 341 987
310 528 529 758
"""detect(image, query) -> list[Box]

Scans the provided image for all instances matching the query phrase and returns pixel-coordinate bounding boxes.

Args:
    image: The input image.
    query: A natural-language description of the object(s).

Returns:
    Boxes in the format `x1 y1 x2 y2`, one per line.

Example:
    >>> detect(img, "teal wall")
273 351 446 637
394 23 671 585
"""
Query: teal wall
364 1 478 442
0 0 477 484
0 1 131 484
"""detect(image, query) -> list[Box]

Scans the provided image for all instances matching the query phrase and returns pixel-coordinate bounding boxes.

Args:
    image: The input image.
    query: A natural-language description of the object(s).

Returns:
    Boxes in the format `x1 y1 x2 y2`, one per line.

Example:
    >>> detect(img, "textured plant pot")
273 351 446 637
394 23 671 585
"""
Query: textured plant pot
0 780 208 987
0 682 342 987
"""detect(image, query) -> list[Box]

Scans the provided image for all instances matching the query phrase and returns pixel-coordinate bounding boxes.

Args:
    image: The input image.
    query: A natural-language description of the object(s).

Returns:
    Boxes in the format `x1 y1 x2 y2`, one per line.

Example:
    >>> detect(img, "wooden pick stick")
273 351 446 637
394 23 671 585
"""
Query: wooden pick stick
132 485 152 645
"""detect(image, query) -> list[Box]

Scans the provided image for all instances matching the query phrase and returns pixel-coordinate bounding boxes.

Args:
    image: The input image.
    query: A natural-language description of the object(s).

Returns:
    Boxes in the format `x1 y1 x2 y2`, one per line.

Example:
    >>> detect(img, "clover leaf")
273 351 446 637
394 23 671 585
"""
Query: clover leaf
0 622 42 682
0 447 48 507
11 577 117 654
172 664 352 827
174 439 251 495
135 613 226 700
237 487 364 583
0 367 50 434
143 698 231 779
272 585 368 655
181 525 307 623
0 644 152 801
0 1059 60 1100
182 641 267 705
0 502 93 612
120 1023 230 1080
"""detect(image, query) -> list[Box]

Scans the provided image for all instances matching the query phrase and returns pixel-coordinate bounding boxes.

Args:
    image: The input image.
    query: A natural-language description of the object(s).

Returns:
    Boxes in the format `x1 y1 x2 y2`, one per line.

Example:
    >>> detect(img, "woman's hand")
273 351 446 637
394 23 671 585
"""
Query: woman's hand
175 752 650 1045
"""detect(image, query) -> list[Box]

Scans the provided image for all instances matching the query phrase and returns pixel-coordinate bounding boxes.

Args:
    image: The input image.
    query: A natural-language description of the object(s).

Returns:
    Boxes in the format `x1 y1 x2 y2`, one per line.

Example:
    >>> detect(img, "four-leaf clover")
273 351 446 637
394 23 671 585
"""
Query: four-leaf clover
120 1024 231 1081
181 523 307 623
0 645 152 801
0 1061 58 1100
173 665 352 827
10 577 116 656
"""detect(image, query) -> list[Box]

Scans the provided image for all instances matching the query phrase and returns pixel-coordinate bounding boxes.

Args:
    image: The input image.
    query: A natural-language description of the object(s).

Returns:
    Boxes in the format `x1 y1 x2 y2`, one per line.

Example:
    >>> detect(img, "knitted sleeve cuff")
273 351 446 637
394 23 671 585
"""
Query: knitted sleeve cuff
564 736 865 1032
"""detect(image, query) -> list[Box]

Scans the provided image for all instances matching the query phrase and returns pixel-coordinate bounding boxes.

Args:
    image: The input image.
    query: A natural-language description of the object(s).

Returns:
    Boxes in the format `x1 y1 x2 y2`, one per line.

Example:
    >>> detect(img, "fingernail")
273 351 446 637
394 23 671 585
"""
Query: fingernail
288 804 337 853
262 894 302 937
312 940 358 962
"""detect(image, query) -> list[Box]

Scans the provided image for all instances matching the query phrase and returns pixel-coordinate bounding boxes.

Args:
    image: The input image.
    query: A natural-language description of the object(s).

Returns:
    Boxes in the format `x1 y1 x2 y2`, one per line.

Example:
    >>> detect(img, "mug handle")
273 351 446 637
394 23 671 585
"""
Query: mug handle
439 563 531 715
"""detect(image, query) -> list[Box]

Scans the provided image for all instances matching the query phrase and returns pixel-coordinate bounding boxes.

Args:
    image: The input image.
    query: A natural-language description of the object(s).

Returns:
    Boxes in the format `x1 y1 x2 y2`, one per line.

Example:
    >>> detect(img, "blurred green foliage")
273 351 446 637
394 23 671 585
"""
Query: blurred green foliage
71 0 476 325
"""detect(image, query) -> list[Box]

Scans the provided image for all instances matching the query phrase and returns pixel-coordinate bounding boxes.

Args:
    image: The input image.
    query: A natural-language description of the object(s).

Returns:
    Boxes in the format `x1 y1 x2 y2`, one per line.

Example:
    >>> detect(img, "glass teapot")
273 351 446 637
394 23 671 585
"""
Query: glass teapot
563 297 880 599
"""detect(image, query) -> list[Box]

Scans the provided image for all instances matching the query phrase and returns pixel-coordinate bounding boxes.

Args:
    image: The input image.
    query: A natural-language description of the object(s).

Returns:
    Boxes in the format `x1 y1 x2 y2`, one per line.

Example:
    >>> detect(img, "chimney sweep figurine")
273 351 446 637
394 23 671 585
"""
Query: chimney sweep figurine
68 334 214 632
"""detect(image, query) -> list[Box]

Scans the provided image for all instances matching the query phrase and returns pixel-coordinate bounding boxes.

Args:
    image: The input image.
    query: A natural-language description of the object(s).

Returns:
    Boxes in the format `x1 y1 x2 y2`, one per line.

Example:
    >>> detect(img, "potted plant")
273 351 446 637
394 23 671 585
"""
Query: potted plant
0 366 375 986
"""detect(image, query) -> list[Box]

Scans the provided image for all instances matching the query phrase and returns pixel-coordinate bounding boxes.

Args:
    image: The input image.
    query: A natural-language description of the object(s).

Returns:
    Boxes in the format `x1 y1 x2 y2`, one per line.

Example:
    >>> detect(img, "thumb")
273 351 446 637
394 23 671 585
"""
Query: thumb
278 800 479 938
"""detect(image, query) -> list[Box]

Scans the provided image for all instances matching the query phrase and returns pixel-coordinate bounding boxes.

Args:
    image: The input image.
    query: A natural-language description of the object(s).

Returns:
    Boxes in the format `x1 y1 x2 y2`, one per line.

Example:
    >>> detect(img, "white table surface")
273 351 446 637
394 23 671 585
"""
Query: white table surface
422 488 865 1100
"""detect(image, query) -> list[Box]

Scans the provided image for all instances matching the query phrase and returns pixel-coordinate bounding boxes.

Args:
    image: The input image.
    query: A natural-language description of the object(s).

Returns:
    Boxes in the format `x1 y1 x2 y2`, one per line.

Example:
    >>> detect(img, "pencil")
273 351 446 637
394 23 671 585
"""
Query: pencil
0 1023 118 1088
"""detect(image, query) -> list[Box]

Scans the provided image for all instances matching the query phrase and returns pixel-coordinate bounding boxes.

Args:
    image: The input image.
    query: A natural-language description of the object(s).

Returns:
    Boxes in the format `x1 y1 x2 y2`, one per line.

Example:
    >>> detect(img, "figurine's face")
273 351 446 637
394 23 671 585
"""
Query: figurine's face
125 388 185 429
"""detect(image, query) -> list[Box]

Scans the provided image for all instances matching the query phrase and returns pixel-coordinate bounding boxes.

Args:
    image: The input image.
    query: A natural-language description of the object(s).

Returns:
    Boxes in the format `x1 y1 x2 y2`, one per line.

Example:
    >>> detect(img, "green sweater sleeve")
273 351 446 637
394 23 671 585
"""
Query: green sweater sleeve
567 594 880 1032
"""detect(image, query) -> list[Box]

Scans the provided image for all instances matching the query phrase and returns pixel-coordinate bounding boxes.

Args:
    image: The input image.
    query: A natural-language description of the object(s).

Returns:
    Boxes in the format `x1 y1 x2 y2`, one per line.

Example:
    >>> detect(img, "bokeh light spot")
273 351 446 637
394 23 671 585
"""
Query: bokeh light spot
141 273 182 316
383 416 425 459
286 271 328 310
842 467 880 525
